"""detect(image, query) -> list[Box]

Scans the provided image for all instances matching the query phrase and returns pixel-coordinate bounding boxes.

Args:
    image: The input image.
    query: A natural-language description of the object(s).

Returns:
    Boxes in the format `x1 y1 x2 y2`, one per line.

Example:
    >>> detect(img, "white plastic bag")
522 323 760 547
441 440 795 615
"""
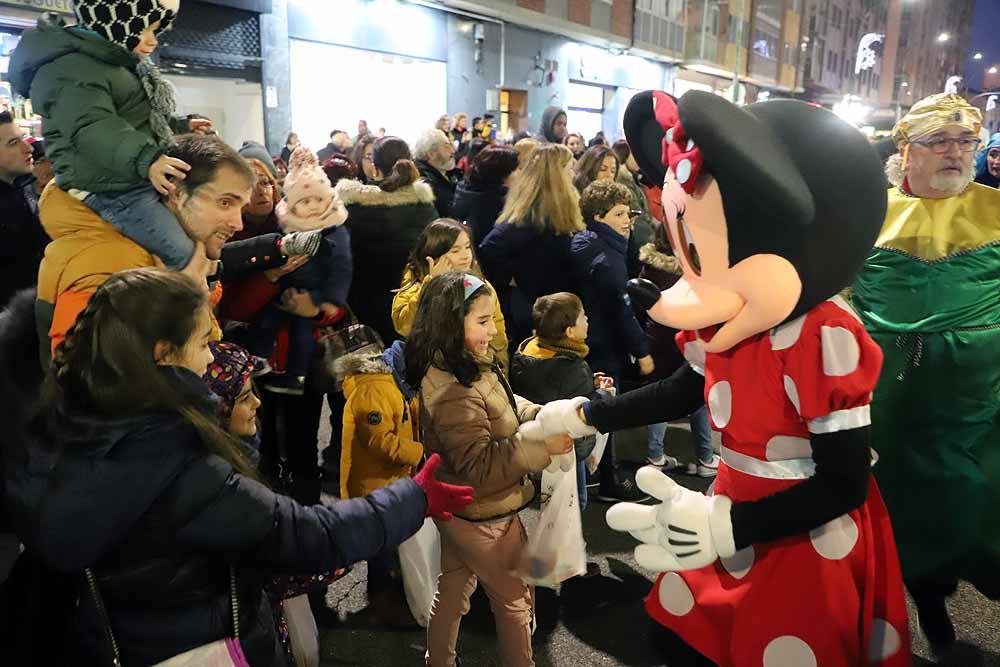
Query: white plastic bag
398 518 441 627
281 594 319 667
519 452 587 588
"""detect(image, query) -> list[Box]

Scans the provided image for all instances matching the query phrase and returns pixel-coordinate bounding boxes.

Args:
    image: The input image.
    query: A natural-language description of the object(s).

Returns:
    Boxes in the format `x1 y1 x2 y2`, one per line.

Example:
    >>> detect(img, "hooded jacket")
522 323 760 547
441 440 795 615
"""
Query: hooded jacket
420 361 549 521
0 293 427 666
8 15 187 193
571 220 650 375
451 179 507 247
539 106 567 143
337 345 423 499
975 133 1000 188
335 179 438 343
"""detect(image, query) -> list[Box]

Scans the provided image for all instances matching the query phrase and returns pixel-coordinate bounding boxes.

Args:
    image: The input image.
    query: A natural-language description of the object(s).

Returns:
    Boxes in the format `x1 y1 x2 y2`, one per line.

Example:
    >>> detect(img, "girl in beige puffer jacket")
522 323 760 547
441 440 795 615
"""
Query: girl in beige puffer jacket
405 272 572 667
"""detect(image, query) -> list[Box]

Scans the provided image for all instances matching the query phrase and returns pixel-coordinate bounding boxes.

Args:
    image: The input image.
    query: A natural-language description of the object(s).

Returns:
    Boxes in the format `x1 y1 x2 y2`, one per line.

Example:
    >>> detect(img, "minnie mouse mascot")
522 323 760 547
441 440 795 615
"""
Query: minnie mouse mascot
521 90 911 666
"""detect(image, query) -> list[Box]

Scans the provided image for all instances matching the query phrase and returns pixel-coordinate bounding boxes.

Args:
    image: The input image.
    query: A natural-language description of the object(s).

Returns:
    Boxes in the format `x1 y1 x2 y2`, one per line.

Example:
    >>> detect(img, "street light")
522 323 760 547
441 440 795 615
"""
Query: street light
974 53 984 60
937 33 950 43
990 67 998 75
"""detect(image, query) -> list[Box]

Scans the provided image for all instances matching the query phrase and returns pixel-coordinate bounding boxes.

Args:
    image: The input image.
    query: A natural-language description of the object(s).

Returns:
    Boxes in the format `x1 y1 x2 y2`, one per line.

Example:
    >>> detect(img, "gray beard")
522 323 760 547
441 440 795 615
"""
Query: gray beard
929 170 973 195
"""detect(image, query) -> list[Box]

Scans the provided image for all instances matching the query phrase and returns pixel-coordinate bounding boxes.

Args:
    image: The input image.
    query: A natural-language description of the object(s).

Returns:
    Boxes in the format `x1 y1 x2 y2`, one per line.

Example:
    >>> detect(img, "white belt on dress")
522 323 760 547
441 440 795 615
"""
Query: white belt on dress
720 445 816 480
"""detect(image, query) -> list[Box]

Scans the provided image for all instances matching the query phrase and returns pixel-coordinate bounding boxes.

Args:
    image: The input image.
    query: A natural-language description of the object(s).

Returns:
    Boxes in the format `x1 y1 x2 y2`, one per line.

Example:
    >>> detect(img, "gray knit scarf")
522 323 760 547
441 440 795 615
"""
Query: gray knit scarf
136 59 177 149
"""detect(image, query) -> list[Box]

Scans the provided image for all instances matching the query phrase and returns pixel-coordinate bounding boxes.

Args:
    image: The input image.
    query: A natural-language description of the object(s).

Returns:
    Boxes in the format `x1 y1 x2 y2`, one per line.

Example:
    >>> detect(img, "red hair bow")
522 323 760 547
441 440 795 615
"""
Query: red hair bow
653 91 704 194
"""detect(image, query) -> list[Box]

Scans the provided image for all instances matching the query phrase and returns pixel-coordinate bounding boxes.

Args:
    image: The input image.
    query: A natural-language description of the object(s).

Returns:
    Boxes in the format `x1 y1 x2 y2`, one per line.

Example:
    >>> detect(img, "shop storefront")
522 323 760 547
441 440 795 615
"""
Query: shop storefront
0 0 74 136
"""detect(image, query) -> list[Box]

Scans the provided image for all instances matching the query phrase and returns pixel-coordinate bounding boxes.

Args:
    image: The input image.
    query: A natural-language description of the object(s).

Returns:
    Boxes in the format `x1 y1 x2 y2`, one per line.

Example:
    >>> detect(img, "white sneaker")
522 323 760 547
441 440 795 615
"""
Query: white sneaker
696 454 721 478
646 455 680 470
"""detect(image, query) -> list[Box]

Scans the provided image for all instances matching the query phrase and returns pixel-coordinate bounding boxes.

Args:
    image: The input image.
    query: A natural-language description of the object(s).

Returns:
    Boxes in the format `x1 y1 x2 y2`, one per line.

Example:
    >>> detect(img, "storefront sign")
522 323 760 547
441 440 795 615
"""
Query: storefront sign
0 0 74 14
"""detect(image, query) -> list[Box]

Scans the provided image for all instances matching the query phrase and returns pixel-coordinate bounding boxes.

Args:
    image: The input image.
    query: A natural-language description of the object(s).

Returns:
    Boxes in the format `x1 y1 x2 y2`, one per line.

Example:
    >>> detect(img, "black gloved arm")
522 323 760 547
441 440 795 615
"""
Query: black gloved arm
217 233 287 282
729 426 871 550
583 363 705 434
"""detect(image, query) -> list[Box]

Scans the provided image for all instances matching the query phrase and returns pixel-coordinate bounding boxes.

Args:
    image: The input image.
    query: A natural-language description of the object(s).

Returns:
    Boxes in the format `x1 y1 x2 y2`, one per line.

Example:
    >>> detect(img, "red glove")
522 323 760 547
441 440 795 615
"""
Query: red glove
412 454 474 521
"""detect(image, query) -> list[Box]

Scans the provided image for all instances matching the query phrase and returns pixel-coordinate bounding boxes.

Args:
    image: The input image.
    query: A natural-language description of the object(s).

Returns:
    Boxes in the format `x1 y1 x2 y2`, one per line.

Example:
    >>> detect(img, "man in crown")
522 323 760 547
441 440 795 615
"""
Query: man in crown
853 92 1000 652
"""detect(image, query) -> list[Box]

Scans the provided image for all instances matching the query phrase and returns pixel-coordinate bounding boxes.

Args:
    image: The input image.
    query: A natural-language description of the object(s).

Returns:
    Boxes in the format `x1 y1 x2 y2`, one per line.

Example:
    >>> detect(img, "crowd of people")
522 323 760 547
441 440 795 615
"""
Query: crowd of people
0 2 997 667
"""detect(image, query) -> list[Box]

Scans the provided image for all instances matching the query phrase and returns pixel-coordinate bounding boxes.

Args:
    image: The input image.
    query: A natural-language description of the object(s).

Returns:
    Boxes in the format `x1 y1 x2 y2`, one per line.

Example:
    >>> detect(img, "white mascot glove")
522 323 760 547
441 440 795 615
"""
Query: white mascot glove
517 396 596 442
543 450 576 474
606 466 736 572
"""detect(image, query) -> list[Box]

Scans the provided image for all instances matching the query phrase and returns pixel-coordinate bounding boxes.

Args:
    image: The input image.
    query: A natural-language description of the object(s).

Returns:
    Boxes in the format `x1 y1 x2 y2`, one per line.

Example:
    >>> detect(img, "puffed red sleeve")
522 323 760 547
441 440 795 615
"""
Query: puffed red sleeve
780 299 883 435
675 328 706 376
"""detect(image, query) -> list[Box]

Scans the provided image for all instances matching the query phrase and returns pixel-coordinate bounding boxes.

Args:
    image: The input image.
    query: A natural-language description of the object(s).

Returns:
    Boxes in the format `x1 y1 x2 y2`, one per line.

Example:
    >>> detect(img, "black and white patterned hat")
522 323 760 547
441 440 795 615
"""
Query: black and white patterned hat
73 0 179 53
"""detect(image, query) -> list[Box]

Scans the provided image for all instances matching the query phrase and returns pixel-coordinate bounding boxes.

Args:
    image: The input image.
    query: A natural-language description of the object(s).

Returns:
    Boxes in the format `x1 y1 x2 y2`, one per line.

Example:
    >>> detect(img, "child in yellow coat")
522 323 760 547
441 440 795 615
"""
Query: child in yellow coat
335 339 424 627
392 218 509 369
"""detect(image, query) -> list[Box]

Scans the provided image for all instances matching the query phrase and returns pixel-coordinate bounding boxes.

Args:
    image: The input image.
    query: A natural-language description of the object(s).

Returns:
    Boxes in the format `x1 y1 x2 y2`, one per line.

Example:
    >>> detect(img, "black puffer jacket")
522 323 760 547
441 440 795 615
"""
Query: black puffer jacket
0 175 47 310
1 293 427 666
336 178 437 343
451 180 507 247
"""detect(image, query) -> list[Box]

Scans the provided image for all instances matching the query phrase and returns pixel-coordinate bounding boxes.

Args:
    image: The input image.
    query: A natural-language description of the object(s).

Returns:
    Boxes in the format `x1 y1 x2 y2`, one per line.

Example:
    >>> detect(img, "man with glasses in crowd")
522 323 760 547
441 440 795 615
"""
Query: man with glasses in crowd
853 93 1000 657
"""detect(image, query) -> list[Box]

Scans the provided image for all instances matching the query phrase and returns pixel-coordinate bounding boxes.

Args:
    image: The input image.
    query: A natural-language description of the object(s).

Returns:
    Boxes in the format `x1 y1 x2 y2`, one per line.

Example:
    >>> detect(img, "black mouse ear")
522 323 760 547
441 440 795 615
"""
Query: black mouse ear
624 90 670 187
678 91 815 227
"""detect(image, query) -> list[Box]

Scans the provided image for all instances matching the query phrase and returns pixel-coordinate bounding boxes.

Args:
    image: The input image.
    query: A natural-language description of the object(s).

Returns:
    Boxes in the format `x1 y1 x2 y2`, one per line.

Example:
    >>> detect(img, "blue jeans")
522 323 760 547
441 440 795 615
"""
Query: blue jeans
85 184 194 270
647 405 713 463
576 459 588 511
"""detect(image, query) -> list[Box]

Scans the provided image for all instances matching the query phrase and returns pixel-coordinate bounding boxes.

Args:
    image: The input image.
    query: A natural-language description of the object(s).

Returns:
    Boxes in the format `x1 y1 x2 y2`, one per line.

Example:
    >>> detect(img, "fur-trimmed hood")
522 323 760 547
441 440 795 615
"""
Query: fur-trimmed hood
334 341 418 401
335 178 436 208
334 351 392 379
638 242 682 275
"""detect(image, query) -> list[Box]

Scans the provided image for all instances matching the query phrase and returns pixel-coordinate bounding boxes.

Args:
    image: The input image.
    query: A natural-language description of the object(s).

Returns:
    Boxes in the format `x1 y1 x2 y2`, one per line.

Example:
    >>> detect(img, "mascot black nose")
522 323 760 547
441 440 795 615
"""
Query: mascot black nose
626 278 662 314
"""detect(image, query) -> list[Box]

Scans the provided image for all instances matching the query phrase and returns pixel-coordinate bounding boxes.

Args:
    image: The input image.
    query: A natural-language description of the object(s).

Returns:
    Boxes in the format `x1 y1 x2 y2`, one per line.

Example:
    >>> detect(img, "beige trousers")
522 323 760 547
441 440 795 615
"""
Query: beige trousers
425 514 535 667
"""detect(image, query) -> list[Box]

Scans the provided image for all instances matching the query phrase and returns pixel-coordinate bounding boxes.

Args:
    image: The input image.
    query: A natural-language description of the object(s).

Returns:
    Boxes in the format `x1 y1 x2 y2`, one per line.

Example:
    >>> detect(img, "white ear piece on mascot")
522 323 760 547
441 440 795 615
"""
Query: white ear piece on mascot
517 396 596 442
606 466 737 572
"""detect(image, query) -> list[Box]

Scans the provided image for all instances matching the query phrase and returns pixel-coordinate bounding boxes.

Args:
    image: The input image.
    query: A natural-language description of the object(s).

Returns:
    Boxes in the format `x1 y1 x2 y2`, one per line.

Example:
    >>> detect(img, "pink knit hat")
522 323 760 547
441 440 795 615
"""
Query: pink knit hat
283 145 335 209
277 145 347 232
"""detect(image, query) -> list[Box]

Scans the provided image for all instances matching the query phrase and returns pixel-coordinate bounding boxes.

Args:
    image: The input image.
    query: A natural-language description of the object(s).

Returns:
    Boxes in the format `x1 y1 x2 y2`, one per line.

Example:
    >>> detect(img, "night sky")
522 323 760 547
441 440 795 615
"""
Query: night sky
966 0 1000 90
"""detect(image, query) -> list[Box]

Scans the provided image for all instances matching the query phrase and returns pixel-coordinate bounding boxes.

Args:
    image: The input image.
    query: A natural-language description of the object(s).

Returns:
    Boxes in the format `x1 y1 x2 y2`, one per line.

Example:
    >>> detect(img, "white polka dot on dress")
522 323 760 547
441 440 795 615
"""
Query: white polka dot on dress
762 636 818 667
676 158 692 184
686 138 695 151
665 128 674 144
765 435 812 460
658 572 695 616
868 618 902 661
809 514 859 560
683 341 706 374
783 375 801 415
721 546 754 580
707 381 732 428
820 326 861 376
770 315 806 351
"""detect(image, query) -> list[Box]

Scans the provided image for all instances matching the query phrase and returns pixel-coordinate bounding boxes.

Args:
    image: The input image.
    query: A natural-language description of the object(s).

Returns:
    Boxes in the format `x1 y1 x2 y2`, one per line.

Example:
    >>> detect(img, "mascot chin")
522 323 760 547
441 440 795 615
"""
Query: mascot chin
521 91 910 666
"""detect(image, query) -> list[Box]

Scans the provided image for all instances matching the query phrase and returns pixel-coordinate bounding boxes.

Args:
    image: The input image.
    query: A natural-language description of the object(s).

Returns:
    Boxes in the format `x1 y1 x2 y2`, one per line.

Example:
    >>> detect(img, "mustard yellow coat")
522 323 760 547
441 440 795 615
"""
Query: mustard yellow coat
339 353 423 499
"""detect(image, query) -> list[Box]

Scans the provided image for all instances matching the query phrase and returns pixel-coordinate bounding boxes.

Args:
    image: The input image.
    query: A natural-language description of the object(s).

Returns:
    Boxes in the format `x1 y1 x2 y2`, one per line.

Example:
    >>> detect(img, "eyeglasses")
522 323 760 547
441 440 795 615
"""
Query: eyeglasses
911 137 982 154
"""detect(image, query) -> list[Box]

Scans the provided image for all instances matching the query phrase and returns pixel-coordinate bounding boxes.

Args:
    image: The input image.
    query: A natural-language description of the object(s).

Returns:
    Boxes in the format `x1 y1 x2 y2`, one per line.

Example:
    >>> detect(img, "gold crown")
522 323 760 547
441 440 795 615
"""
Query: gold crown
893 93 982 145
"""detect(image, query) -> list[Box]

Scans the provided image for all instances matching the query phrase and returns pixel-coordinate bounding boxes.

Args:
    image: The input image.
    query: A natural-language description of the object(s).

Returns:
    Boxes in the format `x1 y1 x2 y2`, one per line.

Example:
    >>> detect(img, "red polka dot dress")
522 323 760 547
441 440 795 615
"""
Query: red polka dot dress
646 297 911 667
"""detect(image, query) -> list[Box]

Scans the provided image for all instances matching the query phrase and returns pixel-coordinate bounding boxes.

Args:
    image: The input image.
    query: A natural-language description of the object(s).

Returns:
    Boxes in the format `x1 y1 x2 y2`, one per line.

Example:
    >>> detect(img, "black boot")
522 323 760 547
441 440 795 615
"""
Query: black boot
913 591 956 650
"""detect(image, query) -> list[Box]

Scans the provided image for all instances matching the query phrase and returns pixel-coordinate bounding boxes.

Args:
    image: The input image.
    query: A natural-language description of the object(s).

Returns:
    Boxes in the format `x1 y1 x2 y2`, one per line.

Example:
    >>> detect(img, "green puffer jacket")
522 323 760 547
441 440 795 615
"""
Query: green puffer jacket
9 16 184 193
